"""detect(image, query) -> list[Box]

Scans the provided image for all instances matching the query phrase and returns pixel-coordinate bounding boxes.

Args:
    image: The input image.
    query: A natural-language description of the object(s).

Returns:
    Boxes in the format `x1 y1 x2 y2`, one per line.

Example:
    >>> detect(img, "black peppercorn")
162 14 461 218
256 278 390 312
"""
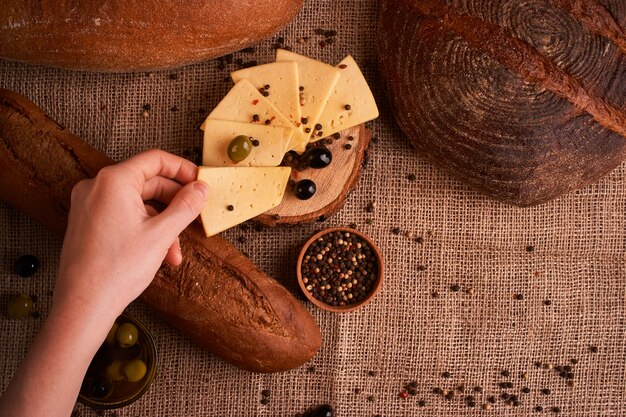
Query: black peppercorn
450 284 460 292
344 104 351 110
226 205 235 211
541 388 551 395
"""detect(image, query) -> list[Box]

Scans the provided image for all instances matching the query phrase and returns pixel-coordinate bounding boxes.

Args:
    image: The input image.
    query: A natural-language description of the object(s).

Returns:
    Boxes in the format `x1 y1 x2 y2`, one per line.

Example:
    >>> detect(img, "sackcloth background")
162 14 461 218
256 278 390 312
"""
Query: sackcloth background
1 0 625 416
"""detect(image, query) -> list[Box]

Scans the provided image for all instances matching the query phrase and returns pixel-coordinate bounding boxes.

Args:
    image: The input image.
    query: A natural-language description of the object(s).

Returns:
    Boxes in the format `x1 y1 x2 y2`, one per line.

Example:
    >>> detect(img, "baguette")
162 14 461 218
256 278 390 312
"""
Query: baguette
0 0 303 72
0 89 322 373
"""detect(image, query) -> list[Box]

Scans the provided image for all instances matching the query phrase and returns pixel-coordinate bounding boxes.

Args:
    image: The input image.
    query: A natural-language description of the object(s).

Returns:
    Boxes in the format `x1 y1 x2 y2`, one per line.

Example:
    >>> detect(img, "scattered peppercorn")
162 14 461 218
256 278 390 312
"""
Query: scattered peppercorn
368 370 377 377
526 245 535 252
431 291 439 298
168 73 179 80
541 388 551 396
392 227 401 235
514 294 524 300
265 119 271 125
407 173 417 181
441 371 451 378
487 396 496 404
570 358 578 365
535 406 544 412
252 139 260 147
226 205 235 211
450 284 460 292
344 144 352 150
501 370 510 377
332 133 341 139
551 406 561 413
367 395 376 402
344 104 351 110
589 345 598 353
473 386 482 393
260 398 269 405
433 387 443 395
417 400 426 407
252 114 260 122
522 387 531 394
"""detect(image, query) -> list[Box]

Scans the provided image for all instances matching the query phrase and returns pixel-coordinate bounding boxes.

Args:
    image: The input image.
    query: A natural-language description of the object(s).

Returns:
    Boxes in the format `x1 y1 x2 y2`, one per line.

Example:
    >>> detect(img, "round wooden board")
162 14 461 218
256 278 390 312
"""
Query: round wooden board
256 124 371 226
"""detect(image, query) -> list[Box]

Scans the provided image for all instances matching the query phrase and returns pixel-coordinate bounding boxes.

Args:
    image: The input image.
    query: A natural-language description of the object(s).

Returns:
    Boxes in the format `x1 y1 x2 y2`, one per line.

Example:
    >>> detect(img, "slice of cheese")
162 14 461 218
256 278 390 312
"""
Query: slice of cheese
276 49 341 153
230 62 301 127
202 120 293 167
314 55 379 141
200 79 293 131
197 166 291 237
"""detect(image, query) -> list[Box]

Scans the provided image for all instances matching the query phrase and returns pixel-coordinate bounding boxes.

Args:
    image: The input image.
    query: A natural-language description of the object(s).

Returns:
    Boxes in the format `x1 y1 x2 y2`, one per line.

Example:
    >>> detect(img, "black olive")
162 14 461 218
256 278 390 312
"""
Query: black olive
89 379 112 399
310 404 334 417
294 180 317 200
305 147 332 169
14 255 39 277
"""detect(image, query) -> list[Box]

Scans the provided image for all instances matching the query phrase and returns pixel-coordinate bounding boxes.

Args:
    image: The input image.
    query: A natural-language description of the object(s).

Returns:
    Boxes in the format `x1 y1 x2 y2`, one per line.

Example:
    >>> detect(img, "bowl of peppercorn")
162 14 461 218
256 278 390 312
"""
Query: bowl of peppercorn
297 227 383 313
78 311 157 410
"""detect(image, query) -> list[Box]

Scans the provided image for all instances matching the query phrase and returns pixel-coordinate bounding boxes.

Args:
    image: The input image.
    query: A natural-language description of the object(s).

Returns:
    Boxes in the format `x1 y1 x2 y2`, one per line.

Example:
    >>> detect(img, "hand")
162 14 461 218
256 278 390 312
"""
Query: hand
53 149 208 319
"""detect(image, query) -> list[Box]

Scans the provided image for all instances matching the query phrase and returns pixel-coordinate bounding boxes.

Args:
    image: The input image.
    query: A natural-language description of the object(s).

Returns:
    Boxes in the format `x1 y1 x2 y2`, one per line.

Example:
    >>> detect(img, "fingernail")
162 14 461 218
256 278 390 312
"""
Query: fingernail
194 181 209 200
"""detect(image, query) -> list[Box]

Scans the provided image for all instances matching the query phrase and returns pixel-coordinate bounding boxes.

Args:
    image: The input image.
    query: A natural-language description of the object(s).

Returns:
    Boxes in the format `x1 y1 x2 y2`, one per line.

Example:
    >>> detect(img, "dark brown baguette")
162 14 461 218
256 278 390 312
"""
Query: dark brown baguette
0 0 303 72
0 89 322 373
378 0 626 206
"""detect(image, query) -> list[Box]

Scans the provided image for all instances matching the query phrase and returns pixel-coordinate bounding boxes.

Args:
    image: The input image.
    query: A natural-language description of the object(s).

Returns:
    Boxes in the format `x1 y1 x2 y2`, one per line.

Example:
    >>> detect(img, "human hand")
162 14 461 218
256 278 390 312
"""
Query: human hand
52 149 208 320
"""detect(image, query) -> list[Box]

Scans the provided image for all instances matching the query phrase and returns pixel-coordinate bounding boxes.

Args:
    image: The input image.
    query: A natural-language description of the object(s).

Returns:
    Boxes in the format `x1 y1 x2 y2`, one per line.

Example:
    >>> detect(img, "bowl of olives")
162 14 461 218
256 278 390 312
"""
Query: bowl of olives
78 311 157 409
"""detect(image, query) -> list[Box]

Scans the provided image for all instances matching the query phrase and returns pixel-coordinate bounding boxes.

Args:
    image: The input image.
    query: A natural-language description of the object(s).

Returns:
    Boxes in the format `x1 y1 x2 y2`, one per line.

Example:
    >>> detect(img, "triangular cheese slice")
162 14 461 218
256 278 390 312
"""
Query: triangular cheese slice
202 120 293 167
230 62 301 127
314 55 379 141
200 79 292 131
197 166 291 237
276 49 341 153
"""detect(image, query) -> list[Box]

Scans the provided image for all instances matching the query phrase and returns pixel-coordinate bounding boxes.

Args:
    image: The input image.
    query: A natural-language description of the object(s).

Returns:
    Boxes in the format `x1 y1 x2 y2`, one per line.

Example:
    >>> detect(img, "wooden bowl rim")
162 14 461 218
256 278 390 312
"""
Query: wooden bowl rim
296 227 384 313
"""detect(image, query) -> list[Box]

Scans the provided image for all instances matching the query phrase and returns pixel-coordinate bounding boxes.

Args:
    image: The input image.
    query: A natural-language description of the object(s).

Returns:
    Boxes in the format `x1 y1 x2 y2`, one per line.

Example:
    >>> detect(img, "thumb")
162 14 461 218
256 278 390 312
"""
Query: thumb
151 181 208 236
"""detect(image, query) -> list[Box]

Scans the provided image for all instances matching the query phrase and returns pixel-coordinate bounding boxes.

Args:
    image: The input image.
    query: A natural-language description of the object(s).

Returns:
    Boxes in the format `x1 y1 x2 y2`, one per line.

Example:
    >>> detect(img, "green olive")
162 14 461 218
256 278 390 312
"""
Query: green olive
105 360 126 383
227 135 253 163
123 358 147 383
105 322 119 345
7 294 33 319
116 322 139 348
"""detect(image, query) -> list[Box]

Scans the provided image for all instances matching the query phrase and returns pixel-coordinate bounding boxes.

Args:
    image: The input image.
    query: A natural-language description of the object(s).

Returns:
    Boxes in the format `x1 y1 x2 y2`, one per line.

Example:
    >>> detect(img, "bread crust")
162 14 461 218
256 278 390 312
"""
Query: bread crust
378 0 626 206
0 88 322 372
0 0 303 71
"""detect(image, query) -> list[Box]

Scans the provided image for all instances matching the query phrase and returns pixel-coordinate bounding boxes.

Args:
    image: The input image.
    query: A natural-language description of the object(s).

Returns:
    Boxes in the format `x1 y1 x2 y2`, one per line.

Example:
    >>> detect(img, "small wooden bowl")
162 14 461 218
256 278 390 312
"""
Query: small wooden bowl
297 227 384 313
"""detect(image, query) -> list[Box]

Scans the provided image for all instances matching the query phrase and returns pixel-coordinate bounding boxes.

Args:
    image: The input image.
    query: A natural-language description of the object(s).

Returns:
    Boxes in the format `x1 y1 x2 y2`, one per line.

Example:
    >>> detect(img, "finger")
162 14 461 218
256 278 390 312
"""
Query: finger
118 149 199 187
164 238 182 266
142 176 184 204
150 181 209 237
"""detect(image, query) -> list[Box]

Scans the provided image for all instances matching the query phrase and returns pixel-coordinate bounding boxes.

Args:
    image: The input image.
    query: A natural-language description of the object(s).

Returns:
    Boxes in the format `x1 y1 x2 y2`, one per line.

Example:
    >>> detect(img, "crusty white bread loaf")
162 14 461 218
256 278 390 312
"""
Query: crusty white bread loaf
0 89 322 372
0 0 303 71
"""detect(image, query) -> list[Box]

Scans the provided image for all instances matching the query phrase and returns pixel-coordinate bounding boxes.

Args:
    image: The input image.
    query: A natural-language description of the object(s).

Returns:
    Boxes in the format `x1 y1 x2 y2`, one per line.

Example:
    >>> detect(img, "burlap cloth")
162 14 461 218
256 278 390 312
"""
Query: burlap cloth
1 1 625 416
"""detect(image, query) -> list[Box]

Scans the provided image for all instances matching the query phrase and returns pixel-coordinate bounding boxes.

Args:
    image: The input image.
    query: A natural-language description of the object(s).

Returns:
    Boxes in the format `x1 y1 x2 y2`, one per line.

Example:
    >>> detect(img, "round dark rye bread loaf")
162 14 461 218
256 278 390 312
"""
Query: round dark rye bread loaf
378 0 626 206
0 0 303 71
